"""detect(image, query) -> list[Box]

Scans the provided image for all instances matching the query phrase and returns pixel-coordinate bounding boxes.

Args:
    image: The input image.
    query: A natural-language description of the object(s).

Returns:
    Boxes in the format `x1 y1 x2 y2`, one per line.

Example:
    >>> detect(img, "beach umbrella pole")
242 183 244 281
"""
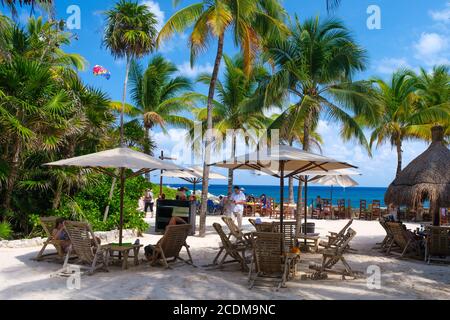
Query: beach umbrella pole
304 176 308 246
280 162 285 252
119 167 125 246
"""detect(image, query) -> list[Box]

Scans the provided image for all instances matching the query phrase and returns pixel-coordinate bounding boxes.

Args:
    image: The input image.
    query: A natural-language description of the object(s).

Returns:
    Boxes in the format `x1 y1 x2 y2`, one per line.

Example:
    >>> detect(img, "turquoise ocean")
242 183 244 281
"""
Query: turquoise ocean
170 184 390 208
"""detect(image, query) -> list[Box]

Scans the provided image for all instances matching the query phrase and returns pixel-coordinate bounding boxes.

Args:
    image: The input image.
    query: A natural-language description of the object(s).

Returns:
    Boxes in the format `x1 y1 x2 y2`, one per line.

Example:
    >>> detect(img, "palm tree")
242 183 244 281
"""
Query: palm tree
369 68 450 177
414 65 450 138
1 0 52 18
103 0 158 146
0 56 70 213
127 55 196 157
262 17 372 154
157 0 287 236
194 54 270 194
0 17 82 213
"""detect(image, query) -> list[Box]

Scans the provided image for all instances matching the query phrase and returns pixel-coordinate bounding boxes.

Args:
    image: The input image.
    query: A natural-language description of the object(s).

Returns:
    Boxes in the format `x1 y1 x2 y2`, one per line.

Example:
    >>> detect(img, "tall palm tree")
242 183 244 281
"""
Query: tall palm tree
0 56 70 213
194 54 270 194
414 65 450 138
127 55 196 157
0 17 81 213
369 68 449 177
157 0 287 236
103 0 158 146
262 17 372 155
1 0 52 18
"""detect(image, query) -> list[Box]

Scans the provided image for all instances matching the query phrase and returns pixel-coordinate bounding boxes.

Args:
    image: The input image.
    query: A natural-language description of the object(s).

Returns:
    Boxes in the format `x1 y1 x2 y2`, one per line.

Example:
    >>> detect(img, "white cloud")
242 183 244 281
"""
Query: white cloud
141 0 165 31
413 32 449 66
429 2 450 23
315 120 428 187
158 33 188 53
177 62 214 78
374 57 412 74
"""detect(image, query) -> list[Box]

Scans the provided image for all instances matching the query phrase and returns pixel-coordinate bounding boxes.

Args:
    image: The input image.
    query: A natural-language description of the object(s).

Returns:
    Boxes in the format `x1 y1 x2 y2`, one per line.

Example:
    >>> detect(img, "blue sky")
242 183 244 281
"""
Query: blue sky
2 0 449 187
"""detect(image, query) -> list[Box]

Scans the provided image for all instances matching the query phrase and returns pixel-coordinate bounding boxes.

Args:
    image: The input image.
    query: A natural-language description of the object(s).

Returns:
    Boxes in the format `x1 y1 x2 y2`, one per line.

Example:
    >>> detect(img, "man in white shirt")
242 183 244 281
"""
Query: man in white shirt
230 186 246 229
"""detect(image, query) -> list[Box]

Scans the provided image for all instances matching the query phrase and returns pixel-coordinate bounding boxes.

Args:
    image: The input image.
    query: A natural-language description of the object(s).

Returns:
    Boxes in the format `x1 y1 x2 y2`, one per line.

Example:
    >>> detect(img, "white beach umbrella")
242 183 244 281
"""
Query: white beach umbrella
45 147 184 244
313 174 359 203
210 145 357 241
161 166 226 193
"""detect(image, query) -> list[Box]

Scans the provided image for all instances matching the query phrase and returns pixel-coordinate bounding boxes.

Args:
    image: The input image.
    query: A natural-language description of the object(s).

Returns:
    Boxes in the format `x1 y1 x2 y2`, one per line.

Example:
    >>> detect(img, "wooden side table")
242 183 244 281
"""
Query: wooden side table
108 244 143 270
297 234 320 253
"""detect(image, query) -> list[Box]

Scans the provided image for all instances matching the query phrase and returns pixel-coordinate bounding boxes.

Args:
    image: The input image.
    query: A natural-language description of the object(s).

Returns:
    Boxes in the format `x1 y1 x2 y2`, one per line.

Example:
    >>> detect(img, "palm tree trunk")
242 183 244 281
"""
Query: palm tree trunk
103 176 116 223
199 33 225 237
144 127 151 182
52 178 63 210
288 177 294 204
296 179 303 235
120 55 132 146
288 139 294 203
227 133 236 195
296 110 311 235
396 140 403 177
3 137 21 213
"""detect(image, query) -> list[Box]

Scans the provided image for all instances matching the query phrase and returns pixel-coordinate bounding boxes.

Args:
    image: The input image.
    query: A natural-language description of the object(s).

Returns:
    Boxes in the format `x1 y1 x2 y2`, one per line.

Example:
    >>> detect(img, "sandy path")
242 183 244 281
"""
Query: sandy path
0 217 449 300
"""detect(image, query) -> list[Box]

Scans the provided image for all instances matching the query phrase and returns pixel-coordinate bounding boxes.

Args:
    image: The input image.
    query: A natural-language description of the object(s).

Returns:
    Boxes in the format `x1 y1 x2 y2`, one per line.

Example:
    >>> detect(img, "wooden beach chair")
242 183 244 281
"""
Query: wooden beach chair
221 216 252 247
148 224 194 269
322 199 332 219
359 200 367 220
385 222 423 259
63 221 109 275
371 200 381 220
337 199 346 219
212 223 249 271
319 219 354 250
425 226 450 264
248 232 290 290
249 219 275 232
273 221 301 277
35 217 66 261
309 228 359 280
376 219 397 252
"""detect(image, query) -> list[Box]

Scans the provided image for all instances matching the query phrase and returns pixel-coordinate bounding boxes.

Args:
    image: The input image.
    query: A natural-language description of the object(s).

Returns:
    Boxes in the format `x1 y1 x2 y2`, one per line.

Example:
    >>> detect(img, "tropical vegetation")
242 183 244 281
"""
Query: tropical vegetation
0 0 448 240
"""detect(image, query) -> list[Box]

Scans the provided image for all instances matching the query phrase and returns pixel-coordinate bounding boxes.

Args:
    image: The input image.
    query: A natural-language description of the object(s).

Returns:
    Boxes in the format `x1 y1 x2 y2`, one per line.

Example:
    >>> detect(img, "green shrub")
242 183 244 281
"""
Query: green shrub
0 221 13 240
54 172 151 233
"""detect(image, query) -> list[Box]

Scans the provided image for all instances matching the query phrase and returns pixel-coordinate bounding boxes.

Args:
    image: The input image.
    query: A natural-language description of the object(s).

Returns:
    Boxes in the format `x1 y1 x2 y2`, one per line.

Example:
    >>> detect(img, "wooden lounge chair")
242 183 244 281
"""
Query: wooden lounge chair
319 219 354 250
322 199 332 219
249 219 275 232
248 232 290 290
221 216 252 247
371 200 381 220
359 200 367 220
337 199 346 219
273 221 301 277
425 226 450 264
212 223 249 271
309 228 359 280
63 221 109 275
376 218 397 252
148 224 194 269
35 217 67 261
385 222 423 259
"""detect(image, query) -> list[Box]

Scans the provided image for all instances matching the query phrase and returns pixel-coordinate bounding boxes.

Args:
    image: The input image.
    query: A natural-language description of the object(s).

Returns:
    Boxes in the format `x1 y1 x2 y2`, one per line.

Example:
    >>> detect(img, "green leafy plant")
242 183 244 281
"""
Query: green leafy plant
0 221 13 240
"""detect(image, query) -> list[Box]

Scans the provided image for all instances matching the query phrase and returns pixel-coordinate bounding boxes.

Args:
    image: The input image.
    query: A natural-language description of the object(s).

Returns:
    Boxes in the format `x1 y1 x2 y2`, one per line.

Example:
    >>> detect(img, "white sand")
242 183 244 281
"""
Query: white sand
0 217 449 300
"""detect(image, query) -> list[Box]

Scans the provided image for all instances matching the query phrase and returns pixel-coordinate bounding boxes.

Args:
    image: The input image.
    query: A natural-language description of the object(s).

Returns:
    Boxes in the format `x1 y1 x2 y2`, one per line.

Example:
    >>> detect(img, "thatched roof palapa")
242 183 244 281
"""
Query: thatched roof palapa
385 126 450 224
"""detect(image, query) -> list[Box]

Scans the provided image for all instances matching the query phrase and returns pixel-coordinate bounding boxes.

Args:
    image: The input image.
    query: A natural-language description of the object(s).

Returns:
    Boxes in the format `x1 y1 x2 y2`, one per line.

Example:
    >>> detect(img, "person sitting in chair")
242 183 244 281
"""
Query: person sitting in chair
52 218 101 253
52 218 71 253
144 217 187 260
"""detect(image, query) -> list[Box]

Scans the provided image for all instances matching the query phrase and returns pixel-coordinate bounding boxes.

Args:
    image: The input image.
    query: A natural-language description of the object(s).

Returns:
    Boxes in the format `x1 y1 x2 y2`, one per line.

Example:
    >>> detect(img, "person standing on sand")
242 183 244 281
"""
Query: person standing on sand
143 189 154 218
231 186 246 229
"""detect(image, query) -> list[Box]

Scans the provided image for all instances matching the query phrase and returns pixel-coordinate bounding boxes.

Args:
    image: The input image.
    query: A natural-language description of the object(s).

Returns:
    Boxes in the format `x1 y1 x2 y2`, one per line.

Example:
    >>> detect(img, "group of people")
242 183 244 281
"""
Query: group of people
215 187 271 229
